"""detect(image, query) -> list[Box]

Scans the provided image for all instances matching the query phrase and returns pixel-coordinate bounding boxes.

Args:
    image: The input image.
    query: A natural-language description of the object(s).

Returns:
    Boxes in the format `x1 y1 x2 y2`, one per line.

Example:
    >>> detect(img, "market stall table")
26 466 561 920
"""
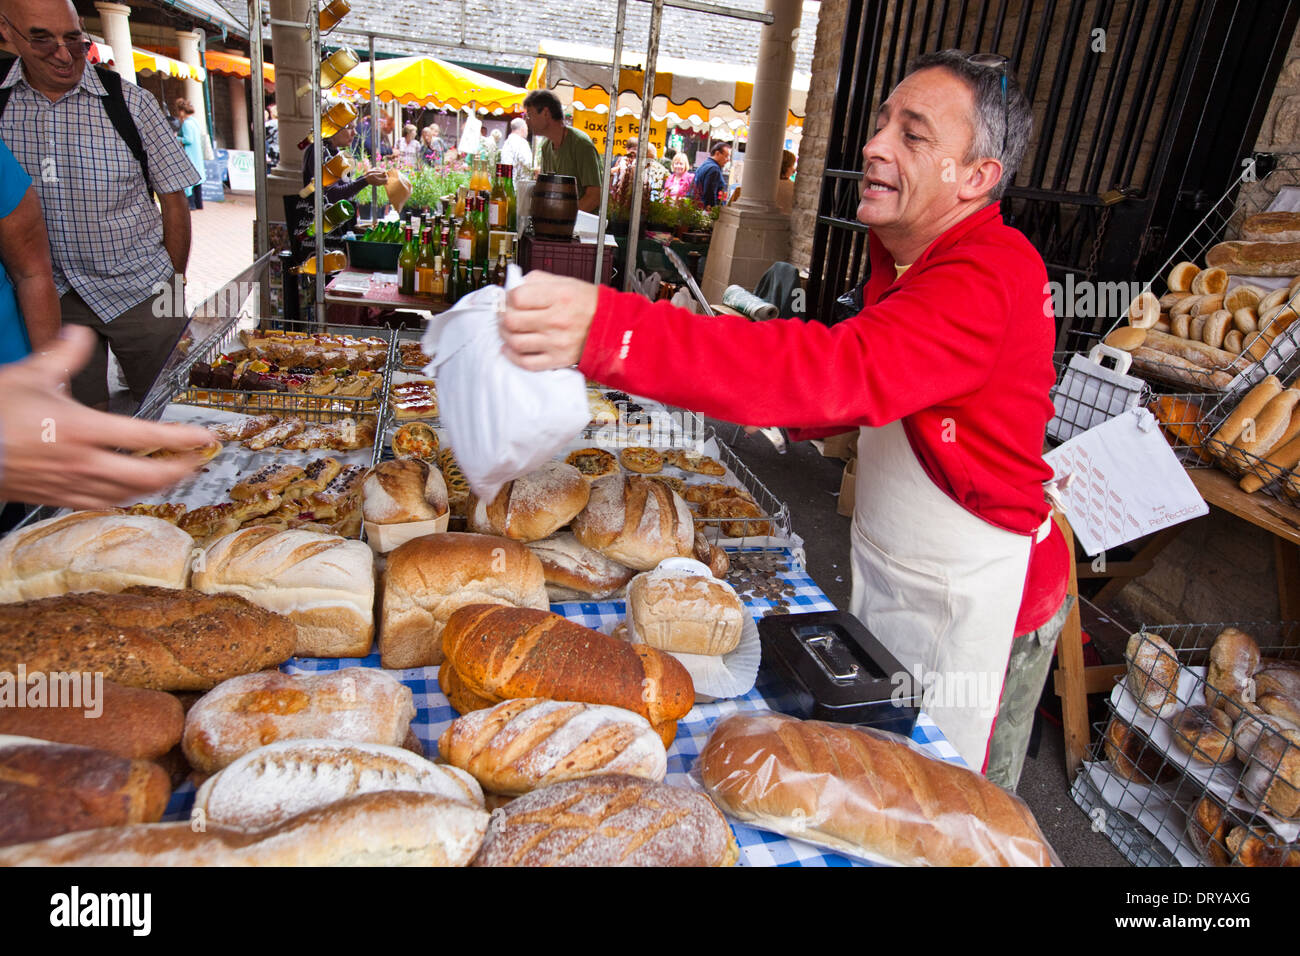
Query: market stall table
160 548 966 867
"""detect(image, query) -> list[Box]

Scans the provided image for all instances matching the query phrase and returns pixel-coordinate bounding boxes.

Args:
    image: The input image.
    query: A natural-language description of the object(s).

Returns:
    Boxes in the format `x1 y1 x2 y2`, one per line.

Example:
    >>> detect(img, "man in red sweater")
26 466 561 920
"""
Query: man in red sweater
500 50 1068 785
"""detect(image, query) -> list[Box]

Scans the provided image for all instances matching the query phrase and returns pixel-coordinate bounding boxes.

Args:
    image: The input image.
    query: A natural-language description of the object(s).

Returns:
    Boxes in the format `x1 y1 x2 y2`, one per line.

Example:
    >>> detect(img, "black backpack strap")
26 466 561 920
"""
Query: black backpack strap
94 66 150 191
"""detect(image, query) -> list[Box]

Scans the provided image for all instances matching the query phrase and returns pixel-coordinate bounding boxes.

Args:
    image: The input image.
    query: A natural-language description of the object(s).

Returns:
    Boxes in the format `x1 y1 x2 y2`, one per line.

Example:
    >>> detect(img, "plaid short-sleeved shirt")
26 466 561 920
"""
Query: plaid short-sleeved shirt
0 61 199 321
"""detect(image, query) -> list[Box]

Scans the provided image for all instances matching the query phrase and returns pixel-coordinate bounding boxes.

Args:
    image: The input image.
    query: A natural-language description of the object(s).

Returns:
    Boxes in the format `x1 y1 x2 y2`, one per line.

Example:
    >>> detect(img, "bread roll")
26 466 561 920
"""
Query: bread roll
362 459 448 524
627 565 745 656
470 773 737 866
697 712 1059 867
0 735 170 847
0 679 183 760
1225 826 1300 867
1167 261 1199 292
571 474 695 571
1207 240 1300 276
1241 728 1300 819
1188 794 1233 866
1231 389 1300 468
192 739 483 830
1223 285 1262 314
1224 329 1244 353
1124 631 1180 717
1205 627 1259 719
1190 268 1228 296
527 532 635 601
193 527 375 658
1103 717 1175 785
1127 291 1160 329
181 668 416 774
379 532 549 669
0 791 489 867
0 586 296 692
1202 309 1231 349
1103 326 1146 351
476 461 590 542
0 511 193 604
1211 375 1283 450
438 698 667 796
1170 705 1235 764
439 605 694 747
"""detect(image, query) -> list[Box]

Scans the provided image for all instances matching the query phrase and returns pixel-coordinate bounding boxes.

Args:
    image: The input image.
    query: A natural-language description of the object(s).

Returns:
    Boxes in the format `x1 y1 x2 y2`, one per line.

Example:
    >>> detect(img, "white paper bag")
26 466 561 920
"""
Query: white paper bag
423 267 590 501
1043 407 1208 556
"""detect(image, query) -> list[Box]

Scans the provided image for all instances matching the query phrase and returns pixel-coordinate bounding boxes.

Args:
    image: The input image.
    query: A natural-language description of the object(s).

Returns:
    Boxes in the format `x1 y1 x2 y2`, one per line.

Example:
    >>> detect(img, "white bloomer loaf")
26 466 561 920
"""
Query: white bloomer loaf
0 510 194 604
627 563 745 655
193 739 484 830
192 526 376 658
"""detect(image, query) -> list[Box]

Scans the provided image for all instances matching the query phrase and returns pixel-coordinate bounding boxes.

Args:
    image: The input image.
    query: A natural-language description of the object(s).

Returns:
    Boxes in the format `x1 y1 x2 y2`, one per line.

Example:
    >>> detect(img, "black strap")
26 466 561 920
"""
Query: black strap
0 58 151 191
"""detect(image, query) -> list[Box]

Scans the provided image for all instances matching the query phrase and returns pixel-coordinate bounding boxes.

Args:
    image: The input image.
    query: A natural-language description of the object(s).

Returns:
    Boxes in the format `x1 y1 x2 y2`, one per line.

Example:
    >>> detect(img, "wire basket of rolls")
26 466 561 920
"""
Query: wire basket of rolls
1079 622 1300 867
1201 372 1300 505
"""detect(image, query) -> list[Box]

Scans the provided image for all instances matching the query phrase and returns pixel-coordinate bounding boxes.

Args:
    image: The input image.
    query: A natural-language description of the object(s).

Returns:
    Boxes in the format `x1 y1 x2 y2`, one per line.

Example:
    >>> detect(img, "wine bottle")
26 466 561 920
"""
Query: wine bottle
398 218 419 296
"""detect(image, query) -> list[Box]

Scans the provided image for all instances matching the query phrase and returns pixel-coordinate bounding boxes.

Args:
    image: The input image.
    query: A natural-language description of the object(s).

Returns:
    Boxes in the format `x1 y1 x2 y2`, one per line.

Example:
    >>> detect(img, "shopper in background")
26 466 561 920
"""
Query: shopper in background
399 122 420 166
523 89 602 213
774 148 797 215
0 0 200 410
419 123 445 166
499 116 533 179
692 140 731 208
500 50 1067 786
173 98 204 211
0 134 58 362
663 152 693 199
0 326 212 508
264 102 280 168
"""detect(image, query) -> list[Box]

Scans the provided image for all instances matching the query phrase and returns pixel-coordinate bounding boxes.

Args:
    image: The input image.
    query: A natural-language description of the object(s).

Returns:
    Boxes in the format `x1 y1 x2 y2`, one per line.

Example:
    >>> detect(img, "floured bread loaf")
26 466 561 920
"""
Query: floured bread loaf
571 474 694 570
0 510 194 604
627 564 745 655
472 461 590 542
193 739 483 830
527 532 634 600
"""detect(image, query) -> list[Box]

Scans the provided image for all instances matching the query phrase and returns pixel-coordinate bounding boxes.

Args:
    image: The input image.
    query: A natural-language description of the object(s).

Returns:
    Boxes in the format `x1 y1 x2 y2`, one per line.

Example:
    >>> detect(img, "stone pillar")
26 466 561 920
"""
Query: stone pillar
228 74 251 151
93 2 134 85
174 30 207 132
700 0 801 303
267 0 313 214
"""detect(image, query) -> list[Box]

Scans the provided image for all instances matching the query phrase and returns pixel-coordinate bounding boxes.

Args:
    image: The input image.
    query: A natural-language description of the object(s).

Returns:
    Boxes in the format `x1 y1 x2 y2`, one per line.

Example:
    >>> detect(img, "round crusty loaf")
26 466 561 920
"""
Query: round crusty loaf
627 565 745 656
1206 626 1260 719
193 739 483 830
571 474 695 570
1241 728 1300 819
527 532 634 601
379 532 548 669
1170 705 1236 764
1124 631 1181 717
362 459 448 524
193 527 376 659
480 460 590 542
0 510 194 604
438 698 667 796
470 773 737 866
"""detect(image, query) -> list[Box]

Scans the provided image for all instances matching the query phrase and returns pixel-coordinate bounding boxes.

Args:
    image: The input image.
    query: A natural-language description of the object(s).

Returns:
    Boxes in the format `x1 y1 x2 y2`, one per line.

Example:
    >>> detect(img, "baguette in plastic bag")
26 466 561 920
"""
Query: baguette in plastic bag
697 712 1061 866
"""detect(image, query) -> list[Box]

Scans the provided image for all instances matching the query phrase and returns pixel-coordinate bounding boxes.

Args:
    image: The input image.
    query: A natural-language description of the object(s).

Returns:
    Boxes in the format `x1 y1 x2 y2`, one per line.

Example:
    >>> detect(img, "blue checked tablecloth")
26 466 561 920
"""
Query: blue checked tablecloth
166 549 964 866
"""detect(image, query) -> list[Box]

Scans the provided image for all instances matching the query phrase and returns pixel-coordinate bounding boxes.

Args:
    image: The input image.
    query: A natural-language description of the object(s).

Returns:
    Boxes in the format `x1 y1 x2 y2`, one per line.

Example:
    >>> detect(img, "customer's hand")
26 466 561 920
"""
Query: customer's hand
0 327 215 509
363 168 388 186
499 272 600 371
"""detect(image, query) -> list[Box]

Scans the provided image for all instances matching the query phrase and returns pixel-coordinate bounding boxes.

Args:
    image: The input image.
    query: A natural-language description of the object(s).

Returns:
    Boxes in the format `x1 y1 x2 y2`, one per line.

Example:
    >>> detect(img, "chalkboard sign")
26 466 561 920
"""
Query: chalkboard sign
202 150 226 202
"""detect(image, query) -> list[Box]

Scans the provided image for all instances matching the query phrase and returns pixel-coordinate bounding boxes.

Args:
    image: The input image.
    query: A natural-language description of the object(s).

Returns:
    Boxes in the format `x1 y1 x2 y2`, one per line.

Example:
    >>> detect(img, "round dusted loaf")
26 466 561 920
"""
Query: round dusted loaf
379 532 548 669
527 532 634 600
571 474 695 570
362 459 448 524
479 460 590 542
0 510 194 604
1124 631 1181 717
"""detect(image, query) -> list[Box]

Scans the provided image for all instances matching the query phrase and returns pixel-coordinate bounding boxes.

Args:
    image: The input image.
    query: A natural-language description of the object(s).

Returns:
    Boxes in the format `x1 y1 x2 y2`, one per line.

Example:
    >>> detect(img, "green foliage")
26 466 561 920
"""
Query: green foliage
352 160 471 211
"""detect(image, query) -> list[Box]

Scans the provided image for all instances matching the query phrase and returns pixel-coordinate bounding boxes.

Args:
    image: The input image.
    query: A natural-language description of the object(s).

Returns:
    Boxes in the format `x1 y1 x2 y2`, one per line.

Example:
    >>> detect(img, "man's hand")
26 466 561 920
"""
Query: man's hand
499 272 599 371
577 185 601 213
0 328 215 509
158 190 192 276
362 168 388 186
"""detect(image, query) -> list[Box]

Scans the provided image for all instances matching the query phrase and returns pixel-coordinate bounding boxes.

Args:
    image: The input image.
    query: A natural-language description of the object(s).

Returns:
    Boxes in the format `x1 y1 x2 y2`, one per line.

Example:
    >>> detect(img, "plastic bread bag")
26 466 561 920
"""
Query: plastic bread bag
694 711 1062 867
423 266 590 502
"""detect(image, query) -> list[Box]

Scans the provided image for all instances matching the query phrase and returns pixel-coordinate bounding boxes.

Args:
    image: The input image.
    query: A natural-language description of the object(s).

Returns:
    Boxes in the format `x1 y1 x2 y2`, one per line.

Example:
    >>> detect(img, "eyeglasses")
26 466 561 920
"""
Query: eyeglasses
967 52 1008 157
1 15 92 59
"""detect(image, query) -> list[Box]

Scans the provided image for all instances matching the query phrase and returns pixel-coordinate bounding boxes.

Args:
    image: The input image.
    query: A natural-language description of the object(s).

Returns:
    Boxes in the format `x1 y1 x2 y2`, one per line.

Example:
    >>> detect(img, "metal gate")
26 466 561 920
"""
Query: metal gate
807 0 1299 349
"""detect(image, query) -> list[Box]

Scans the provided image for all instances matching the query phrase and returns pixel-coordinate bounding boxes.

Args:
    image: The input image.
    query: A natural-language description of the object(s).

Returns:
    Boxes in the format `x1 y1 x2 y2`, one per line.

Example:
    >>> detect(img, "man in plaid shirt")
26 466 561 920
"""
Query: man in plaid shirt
0 0 199 409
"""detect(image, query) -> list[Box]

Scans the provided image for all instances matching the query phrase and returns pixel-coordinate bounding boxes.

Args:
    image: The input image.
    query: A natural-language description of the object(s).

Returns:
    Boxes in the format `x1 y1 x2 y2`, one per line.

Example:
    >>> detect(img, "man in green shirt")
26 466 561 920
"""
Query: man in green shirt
523 90 602 213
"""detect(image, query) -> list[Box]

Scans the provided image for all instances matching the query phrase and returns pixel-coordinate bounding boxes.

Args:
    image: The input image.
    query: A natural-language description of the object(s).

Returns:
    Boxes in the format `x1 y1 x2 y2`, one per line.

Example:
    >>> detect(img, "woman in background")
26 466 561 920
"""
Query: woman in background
399 123 421 165
173 99 205 210
662 152 694 199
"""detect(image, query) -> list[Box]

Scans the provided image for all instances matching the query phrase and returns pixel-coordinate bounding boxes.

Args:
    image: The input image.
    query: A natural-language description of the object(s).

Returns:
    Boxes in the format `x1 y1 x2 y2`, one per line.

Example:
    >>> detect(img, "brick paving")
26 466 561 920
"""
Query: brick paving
185 190 257 314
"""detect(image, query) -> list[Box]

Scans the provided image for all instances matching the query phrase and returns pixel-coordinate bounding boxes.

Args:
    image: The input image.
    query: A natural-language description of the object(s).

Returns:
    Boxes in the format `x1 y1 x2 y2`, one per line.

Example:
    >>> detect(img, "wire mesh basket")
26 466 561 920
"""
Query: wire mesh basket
1071 623 1300 867
691 427 793 550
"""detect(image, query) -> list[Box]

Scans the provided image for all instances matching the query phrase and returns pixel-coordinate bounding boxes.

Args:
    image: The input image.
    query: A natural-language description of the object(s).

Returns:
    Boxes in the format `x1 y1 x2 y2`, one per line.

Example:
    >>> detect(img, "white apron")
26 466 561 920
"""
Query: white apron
849 421 1032 769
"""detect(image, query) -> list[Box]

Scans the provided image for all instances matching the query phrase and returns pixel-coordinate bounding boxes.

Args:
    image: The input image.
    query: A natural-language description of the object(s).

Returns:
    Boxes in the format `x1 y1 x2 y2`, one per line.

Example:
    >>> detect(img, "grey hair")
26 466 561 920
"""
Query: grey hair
906 49 1032 201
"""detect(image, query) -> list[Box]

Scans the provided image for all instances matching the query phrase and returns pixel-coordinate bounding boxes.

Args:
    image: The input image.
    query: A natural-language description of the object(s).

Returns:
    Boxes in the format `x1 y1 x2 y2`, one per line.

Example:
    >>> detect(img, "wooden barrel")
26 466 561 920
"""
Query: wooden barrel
531 174 579 238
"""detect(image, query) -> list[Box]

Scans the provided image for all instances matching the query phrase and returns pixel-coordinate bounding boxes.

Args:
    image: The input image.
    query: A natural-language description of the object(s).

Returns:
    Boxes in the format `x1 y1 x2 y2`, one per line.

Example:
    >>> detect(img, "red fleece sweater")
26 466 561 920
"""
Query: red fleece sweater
579 202 1068 632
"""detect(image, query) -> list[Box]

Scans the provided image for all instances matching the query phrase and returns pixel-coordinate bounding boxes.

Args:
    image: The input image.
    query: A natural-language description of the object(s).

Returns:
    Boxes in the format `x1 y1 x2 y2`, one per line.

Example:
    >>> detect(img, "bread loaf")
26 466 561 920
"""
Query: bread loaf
0 790 489 866
0 511 194 604
470 773 737 867
1124 631 1181 717
0 735 170 848
476 461 590 542
362 459 448 524
1241 211 1300 243
1129 348 1234 389
438 698 667 796
571 474 695 570
0 586 296 691
192 739 483 830
379 532 549 669
1211 376 1283 453
1241 728 1300 819
192 527 376 658
1207 240 1300 276
1206 627 1260 719
697 712 1059 866
439 605 694 747
527 532 635 601
627 565 745 655
0 679 183 760
181 668 416 774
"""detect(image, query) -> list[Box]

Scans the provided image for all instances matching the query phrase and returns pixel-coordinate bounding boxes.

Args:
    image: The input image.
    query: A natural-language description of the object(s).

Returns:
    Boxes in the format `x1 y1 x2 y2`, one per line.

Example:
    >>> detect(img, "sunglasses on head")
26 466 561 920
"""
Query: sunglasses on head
966 52 1009 156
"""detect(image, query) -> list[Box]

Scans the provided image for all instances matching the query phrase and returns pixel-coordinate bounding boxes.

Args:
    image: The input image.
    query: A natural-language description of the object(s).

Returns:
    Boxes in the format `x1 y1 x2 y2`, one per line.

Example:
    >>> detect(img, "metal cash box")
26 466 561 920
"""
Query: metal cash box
759 610 920 735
